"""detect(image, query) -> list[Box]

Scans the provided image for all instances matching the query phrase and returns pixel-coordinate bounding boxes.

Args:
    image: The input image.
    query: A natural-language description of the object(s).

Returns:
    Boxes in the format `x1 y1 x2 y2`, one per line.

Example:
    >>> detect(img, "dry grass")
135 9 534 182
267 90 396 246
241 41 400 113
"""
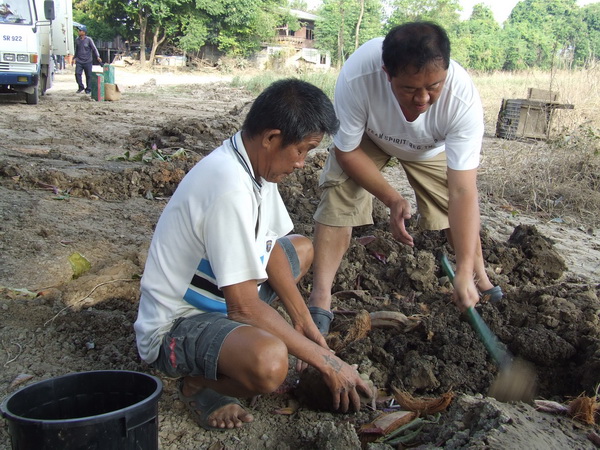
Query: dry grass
472 67 600 228
473 66 600 133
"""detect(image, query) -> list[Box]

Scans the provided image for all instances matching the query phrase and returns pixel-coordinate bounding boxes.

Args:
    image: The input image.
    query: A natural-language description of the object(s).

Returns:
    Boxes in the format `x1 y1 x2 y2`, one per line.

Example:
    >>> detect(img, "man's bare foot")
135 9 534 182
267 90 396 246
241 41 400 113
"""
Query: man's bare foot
178 380 253 430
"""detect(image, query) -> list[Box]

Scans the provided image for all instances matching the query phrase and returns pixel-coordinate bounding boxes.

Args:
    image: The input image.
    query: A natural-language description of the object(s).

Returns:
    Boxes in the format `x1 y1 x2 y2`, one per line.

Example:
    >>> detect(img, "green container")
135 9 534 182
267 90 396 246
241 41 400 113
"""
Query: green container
91 73 104 101
103 64 115 84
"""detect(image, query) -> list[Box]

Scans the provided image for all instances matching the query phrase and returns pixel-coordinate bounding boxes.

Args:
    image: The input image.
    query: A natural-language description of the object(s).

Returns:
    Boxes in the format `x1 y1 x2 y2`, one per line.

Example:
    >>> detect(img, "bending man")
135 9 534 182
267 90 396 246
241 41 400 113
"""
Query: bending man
309 22 502 335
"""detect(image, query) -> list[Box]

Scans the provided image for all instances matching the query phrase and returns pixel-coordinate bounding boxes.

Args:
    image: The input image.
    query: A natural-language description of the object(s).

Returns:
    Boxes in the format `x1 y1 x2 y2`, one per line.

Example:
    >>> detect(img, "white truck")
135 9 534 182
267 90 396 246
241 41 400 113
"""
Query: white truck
0 0 73 104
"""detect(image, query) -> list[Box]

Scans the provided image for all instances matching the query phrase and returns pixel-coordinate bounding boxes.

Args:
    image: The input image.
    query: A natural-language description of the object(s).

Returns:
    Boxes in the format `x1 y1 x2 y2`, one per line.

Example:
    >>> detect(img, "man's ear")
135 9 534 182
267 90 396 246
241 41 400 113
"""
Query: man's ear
382 65 392 82
261 129 282 150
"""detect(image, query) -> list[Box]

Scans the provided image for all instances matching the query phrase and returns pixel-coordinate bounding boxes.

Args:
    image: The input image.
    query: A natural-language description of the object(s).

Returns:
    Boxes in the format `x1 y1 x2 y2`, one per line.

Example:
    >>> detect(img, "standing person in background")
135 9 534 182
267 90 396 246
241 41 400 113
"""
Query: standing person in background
57 55 66 72
308 21 503 335
73 25 102 94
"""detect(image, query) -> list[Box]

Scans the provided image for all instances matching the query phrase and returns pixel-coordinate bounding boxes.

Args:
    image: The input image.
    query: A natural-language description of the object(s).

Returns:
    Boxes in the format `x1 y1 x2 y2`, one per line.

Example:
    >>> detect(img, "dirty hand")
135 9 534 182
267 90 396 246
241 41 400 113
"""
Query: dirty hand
322 357 373 413
451 271 479 311
294 320 330 372
389 196 413 246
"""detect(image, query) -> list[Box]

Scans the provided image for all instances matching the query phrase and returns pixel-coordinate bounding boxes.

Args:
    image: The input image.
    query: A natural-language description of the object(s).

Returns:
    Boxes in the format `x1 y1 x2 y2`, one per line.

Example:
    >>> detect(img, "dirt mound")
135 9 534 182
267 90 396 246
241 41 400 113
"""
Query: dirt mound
1 73 599 449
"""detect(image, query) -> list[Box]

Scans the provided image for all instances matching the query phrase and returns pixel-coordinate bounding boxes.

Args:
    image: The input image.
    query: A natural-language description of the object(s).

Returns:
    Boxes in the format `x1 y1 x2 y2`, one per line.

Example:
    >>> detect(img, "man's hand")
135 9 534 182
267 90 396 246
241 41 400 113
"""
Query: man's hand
388 195 414 246
294 320 329 372
451 270 479 311
321 355 373 412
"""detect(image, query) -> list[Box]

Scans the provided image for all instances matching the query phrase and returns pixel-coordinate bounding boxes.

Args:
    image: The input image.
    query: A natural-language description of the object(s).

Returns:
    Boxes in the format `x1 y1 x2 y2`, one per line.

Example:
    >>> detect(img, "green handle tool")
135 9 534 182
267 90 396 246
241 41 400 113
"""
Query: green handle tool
439 254 513 370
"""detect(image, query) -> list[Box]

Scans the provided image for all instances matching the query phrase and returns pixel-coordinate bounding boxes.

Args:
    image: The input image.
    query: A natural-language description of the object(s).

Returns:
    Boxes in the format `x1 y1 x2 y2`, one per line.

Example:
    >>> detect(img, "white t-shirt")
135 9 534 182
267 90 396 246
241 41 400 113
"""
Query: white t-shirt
134 132 293 363
332 37 483 171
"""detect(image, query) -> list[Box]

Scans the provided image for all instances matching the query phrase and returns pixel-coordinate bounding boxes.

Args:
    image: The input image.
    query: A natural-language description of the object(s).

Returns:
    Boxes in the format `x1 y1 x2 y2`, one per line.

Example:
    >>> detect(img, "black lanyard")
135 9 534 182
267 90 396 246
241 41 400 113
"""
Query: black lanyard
230 135 261 191
230 134 261 237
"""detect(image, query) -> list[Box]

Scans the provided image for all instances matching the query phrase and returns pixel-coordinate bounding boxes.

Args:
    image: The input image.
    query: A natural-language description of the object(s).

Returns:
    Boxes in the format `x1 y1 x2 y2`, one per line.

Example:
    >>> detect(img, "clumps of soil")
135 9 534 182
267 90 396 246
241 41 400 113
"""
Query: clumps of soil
2 90 599 448
126 115 245 156
285 154 600 408
0 158 193 201
0 106 249 203
506 224 568 280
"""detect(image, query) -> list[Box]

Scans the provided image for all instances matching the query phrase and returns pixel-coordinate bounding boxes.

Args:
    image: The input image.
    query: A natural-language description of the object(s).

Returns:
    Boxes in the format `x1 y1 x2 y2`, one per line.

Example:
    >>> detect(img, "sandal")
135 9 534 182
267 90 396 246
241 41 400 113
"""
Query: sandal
480 285 503 304
177 379 243 431
309 306 334 335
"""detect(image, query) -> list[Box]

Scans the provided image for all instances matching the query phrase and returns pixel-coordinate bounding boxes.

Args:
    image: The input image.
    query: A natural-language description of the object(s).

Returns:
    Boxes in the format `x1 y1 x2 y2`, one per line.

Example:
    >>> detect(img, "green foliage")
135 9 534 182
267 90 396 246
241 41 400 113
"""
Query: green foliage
72 2 128 42
315 0 383 66
288 0 308 11
193 0 286 56
503 0 582 70
178 14 209 53
75 0 600 70
385 0 461 33
580 3 600 66
278 9 301 33
455 4 505 71
231 72 284 93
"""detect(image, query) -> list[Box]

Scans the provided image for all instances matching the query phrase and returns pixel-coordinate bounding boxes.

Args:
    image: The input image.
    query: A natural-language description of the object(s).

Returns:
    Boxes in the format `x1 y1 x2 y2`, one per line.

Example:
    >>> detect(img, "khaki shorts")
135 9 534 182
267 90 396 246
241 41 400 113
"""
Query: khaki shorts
313 134 450 230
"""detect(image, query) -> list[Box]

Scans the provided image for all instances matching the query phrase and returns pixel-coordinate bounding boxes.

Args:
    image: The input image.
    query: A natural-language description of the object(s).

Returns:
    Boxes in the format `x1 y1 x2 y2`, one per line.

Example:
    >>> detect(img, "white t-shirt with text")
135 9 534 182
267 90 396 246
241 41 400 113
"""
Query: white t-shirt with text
332 37 484 171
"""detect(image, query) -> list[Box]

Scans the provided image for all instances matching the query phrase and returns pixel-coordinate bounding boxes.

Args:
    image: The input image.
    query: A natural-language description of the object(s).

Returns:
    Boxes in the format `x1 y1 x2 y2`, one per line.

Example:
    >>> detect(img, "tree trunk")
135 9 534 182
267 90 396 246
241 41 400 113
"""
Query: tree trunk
148 26 167 67
139 11 148 67
354 0 364 51
337 2 345 68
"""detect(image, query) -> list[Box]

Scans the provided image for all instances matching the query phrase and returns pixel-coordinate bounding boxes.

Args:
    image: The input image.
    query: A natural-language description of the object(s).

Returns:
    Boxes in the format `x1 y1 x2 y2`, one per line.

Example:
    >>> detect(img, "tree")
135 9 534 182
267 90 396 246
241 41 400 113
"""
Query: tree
73 0 133 42
288 0 309 11
385 0 461 33
178 13 210 56
354 0 365 51
315 0 383 66
503 0 583 69
455 3 505 71
579 3 600 66
76 0 189 66
144 0 184 67
192 0 287 57
77 0 290 63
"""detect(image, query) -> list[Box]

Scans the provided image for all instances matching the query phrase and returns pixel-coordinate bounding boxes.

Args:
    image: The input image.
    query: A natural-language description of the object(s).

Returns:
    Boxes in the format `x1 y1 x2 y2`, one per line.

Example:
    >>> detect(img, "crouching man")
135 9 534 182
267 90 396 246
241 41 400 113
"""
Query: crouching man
134 79 372 430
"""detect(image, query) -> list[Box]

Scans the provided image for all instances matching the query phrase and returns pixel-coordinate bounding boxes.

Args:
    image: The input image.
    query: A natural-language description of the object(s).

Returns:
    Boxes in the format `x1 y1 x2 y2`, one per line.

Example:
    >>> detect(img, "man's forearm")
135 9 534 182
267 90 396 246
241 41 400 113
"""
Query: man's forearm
335 147 401 206
226 293 335 373
447 169 480 276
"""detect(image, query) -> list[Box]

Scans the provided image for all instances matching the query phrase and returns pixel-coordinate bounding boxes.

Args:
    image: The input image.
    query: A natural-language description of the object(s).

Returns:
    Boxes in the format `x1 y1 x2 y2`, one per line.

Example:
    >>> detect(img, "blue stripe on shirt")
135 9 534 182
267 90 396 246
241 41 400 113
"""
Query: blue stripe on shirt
183 288 227 313
198 258 216 279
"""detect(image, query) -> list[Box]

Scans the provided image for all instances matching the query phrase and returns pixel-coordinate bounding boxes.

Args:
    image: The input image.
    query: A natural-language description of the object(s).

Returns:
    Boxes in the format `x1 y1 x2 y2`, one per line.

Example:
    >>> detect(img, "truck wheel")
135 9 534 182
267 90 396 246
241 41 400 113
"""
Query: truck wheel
40 73 48 96
25 73 45 104
26 86 39 105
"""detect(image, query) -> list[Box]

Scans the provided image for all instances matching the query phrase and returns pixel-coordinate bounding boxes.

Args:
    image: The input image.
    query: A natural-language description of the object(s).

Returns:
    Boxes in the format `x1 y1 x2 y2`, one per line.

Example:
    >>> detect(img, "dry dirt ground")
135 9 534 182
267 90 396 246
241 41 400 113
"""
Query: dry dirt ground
0 66 599 449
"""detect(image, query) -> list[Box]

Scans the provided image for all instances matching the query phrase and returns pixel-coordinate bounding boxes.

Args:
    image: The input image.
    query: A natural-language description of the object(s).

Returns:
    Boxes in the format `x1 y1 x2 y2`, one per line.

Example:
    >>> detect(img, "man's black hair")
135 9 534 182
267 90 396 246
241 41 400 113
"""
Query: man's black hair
382 21 451 77
242 78 339 148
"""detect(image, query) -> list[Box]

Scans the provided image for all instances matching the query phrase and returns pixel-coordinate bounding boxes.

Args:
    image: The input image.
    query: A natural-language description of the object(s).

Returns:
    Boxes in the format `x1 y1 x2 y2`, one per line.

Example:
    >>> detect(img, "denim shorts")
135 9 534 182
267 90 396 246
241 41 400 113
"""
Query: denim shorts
151 236 300 380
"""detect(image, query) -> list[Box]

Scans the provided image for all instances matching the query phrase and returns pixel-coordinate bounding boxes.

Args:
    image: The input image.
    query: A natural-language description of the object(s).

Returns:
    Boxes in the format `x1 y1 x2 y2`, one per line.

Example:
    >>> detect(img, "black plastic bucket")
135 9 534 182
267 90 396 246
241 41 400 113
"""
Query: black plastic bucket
0 370 163 450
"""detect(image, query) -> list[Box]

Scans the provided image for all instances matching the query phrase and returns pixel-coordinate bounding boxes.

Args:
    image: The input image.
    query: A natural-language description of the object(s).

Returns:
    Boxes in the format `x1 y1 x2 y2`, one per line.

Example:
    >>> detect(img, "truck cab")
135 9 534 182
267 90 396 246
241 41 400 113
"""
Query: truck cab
0 0 73 104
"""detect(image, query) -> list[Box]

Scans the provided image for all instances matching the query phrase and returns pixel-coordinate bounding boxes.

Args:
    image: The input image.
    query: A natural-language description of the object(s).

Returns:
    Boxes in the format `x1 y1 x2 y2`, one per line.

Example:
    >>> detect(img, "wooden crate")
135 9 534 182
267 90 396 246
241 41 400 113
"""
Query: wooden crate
496 88 573 140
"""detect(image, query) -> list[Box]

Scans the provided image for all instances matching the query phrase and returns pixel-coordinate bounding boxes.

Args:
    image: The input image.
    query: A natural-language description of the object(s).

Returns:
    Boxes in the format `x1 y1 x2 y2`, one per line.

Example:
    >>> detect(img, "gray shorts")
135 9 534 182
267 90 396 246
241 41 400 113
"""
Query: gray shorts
151 236 299 380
